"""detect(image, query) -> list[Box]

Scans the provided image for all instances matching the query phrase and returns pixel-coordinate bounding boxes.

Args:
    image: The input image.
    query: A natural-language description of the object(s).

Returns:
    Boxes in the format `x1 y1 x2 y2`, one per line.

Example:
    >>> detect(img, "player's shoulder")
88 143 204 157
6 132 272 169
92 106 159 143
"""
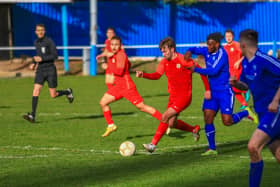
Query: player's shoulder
255 50 279 64
116 50 128 59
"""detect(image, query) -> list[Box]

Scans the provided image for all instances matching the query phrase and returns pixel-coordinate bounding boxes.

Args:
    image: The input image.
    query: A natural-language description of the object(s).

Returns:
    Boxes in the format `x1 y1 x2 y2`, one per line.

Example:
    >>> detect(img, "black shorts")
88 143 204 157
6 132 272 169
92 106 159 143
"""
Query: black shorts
34 65 58 88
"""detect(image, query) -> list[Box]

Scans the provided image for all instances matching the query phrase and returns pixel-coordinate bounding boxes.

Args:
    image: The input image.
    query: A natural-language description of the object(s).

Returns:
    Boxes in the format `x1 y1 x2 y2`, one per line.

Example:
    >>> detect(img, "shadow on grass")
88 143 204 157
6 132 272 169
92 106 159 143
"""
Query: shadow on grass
141 93 169 98
2 139 255 187
0 106 11 109
65 112 135 120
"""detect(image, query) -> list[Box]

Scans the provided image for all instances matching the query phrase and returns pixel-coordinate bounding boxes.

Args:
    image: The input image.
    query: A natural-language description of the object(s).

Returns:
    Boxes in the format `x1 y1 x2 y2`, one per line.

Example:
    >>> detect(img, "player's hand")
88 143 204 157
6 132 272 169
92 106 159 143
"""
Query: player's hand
136 71 143 78
107 52 114 58
184 51 192 61
229 76 237 86
29 63 36 70
187 64 195 72
33 56 42 63
105 74 114 84
204 90 211 100
101 63 108 70
96 54 102 61
268 100 279 113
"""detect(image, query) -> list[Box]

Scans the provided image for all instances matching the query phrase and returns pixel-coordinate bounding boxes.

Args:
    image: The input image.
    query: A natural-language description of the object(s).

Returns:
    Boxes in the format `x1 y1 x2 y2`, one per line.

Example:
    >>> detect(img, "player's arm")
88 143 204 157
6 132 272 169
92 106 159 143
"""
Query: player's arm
195 62 211 99
194 49 226 76
268 86 280 113
234 56 244 70
186 47 208 58
136 61 164 80
229 76 249 91
41 38 58 62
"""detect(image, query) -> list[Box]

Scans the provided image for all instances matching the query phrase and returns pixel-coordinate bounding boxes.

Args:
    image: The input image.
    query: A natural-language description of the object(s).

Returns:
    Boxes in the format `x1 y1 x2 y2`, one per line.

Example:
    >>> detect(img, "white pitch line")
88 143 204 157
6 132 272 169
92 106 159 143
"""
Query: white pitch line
0 144 277 160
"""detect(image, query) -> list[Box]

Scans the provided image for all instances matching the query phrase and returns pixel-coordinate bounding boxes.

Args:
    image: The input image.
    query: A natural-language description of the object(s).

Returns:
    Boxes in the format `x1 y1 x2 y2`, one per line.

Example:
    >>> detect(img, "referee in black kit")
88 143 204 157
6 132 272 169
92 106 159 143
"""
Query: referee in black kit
23 23 74 123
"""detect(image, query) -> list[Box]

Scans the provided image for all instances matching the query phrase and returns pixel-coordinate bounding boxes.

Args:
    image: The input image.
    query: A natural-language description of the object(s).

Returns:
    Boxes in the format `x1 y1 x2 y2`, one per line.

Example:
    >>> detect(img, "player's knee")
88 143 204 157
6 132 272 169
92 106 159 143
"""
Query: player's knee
33 89 41 96
50 93 57 98
248 142 259 158
222 119 232 126
135 103 145 112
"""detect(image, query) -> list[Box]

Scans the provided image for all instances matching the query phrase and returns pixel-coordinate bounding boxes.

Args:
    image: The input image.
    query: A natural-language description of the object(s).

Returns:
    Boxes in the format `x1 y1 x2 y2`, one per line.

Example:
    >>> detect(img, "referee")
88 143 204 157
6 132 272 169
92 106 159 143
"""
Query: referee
23 23 74 123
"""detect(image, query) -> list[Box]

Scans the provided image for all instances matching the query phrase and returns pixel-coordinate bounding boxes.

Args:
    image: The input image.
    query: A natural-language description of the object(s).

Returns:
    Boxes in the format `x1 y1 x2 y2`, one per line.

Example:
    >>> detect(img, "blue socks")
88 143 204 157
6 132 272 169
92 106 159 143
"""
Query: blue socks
232 110 249 124
249 160 263 187
205 124 216 150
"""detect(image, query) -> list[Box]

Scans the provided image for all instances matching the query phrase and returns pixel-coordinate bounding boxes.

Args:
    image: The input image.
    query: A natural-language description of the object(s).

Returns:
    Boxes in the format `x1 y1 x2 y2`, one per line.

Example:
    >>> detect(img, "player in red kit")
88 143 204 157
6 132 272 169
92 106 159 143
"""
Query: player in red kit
99 36 162 137
136 37 211 153
224 29 250 109
96 27 117 89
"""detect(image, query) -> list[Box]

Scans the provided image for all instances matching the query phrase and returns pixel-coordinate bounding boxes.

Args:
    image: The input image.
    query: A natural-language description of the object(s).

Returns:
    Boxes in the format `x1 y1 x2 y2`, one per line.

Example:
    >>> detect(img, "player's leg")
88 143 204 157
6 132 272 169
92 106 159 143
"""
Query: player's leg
248 129 270 187
268 139 280 163
220 88 258 125
201 109 218 156
143 108 176 153
99 91 120 137
47 66 74 103
135 102 162 121
233 87 247 109
23 69 45 123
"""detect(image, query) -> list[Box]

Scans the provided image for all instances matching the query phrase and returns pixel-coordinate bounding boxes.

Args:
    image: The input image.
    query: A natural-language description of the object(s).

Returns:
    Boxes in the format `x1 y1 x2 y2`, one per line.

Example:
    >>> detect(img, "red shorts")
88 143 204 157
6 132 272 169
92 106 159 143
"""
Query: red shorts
107 85 143 105
167 94 192 113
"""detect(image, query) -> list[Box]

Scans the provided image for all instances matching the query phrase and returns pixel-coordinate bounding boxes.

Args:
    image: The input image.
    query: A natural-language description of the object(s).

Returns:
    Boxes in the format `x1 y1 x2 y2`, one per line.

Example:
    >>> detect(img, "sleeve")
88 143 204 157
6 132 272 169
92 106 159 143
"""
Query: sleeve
188 47 208 57
41 38 58 61
111 52 127 76
194 49 227 76
195 62 210 91
260 56 280 76
143 60 164 80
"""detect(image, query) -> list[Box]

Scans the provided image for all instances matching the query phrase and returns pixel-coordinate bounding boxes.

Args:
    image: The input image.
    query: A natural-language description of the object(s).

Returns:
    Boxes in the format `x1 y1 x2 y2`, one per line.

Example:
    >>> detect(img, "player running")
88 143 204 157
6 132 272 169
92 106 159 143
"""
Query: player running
137 37 211 153
185 32 258 156
99 36 162 137
224 29 250 109
230 29 280 187
23 23 74 123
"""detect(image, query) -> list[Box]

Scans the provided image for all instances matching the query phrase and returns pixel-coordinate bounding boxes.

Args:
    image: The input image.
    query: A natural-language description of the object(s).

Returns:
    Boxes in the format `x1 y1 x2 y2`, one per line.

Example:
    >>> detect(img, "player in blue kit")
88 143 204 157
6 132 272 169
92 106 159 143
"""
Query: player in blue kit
185 32 258 156
230 29 280 187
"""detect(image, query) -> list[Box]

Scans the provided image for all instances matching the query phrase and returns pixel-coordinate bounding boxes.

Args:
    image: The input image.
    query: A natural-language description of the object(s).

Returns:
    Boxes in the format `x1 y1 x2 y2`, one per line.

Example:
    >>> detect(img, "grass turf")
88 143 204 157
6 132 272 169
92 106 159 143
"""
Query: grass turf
0 74 279 187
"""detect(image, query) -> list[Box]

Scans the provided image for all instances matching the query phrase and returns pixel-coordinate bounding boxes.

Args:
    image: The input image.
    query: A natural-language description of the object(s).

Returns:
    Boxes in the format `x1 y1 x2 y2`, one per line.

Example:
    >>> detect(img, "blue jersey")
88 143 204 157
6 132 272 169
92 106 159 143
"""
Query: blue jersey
188 47 230 91
240 50 280 116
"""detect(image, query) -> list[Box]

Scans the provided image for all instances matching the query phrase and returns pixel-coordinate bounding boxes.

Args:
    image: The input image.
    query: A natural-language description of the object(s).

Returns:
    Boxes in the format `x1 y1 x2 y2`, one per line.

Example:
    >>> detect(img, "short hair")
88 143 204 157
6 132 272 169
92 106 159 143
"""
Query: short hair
207 32 223 43
225 29 234 36
239 29 258 47
36 23 45 29
159 37 176 50
111 35 122 44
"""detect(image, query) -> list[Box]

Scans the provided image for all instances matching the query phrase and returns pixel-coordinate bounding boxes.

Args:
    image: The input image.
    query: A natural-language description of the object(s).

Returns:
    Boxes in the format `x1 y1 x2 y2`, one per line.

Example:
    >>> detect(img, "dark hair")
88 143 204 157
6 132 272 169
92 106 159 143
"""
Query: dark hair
239 29 258 47
207 32 224 43
36 23 45 29
111 35 122 44
159 37 176 50
225 29 234 36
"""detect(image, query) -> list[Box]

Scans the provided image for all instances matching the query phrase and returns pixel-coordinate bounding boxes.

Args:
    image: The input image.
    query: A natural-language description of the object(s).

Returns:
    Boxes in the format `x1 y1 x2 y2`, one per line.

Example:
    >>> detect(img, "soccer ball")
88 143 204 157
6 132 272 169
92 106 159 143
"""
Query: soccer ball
119 141 136 157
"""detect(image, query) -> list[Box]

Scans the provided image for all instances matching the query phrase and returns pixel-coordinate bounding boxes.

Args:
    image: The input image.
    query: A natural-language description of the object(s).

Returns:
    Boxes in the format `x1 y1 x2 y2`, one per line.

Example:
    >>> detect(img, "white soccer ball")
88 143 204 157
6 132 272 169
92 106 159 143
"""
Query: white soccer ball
119 141 136 157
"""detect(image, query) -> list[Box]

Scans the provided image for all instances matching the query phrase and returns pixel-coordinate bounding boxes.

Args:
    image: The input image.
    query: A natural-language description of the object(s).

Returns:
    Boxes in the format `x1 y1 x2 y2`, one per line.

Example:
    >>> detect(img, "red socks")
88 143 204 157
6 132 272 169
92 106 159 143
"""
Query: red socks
152 122 169 145
103 110 113 125
152 110 162 121
175 120 194 132
235 93 247 106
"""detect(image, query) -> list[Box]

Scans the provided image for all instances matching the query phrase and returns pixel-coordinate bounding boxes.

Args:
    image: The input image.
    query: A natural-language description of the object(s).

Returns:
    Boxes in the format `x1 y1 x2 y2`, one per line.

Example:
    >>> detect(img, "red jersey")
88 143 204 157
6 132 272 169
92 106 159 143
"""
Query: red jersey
107 50 135 89
224 41 242 77
105 39 112 52
156 53 193 95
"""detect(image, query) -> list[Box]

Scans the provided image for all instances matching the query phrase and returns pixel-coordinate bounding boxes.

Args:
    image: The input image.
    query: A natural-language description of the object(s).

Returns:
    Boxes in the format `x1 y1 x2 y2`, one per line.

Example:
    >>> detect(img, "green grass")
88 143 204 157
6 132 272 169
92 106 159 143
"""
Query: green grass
0 74 279 187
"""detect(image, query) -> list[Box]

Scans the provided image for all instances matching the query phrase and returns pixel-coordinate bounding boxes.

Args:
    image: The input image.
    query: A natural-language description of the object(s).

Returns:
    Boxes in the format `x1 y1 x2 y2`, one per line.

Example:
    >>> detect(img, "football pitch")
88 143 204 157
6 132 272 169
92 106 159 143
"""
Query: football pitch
0 74 279 187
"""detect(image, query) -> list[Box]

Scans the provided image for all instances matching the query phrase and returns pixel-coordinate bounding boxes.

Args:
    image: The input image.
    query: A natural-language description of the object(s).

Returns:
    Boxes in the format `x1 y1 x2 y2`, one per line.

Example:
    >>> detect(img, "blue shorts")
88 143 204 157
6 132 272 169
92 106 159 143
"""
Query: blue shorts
258 107 280 143
203 88 234 115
